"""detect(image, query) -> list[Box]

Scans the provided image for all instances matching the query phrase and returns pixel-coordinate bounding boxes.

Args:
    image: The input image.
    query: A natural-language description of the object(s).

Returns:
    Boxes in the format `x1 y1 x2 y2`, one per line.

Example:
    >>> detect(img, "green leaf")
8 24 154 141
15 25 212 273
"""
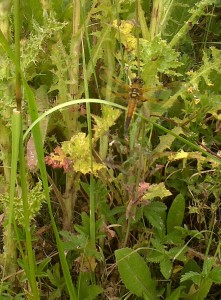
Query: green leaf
166 286 184 300
77 273 103 300
180 271 201 285
181 259 201 276
36 257 51 277
146 249 164 263
197 277 213 299
47 263 65 289
174 226 203 239
59 231 88 251
166 230 184 244
141 36 182 85
85 285 103 300
154 127 184 153
151 238 165 252
49 288 62 300
168 246 187 262
208 266 221 283
167 194 185 234
145 210 165 231
93 106 121 140
202 257 216 276
160 256 173 280
148 201 167 212
143 202 166 231
115 248 158 299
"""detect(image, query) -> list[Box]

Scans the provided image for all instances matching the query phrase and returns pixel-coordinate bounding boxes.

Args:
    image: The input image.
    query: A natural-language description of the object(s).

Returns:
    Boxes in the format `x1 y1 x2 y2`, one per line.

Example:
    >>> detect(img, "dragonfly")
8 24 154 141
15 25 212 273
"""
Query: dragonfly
124 76 144 134
112 76 174 134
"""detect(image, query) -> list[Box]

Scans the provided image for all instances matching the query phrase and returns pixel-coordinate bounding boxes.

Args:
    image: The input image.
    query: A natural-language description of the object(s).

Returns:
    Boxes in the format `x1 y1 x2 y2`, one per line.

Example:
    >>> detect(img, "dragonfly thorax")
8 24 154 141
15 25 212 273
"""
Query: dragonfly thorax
130 88 142 99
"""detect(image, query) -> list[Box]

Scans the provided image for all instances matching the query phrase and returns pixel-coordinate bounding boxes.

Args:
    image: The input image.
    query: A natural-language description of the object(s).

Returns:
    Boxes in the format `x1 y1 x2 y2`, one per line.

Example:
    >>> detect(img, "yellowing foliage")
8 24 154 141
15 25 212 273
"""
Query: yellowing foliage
143 182 172 201
62 132 106 175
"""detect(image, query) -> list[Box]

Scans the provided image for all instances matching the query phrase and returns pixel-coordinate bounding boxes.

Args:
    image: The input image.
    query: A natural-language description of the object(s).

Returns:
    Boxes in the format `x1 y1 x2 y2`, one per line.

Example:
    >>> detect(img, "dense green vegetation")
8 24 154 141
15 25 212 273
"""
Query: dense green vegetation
0 0 221 299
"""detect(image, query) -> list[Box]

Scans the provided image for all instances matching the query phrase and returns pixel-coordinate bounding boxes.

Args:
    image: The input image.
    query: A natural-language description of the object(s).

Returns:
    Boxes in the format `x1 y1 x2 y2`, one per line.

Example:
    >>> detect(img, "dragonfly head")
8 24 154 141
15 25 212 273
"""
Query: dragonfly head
131 77 144 86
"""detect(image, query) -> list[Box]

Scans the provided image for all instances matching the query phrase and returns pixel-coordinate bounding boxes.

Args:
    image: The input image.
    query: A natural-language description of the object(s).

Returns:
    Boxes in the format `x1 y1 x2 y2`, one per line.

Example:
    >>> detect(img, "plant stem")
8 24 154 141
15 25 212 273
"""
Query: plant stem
123 219 131 248
14 0 22 111
62 0 82 231
150 0 163 38
82 36 96 247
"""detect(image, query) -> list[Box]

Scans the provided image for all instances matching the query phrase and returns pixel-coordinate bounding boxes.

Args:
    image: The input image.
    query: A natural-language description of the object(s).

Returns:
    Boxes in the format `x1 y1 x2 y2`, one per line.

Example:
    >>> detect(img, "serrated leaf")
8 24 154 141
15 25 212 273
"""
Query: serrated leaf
185 47 221 93
36 257 51 276
203 257 216 275
85 285 103 300
59 231 88 251
168 246 187 262
143 201 167 231
174 226 203 239
47 263 64 287
168 150 206 161
93 106 121 140
180 271 201 285
77 272 103 299
151 237 165 251
115 248 157 299
168 150 207 172
160 256 173 279
166 230 184 244
141 36 182 85
154 127 184 153
148 201 167 212
143 182 172 201
62 132 106 175
167 194 185 234
144 209 165 231
146 249 164 263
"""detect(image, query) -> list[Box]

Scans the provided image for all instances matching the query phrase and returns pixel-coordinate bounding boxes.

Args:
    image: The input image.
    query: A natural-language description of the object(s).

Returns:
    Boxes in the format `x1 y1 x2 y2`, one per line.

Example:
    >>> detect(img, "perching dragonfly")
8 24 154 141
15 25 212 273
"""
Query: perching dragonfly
124 77 144 134
114 76 174 134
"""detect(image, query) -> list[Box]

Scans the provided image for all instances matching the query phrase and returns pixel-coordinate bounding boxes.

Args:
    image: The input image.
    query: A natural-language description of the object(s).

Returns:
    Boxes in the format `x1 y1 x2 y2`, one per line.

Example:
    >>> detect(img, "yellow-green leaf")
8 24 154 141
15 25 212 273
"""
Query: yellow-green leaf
143 182 172 201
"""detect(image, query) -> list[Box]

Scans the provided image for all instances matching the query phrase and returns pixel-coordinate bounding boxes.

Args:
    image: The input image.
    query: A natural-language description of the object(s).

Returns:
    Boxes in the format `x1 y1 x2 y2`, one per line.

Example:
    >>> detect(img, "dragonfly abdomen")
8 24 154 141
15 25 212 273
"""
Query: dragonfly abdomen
124 97 138 134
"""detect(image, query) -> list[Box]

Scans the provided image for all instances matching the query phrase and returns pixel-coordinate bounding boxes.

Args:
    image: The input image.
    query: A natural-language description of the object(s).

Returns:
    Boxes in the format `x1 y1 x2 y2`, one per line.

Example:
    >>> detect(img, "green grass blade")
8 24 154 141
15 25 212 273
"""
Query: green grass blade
82 23 96 249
